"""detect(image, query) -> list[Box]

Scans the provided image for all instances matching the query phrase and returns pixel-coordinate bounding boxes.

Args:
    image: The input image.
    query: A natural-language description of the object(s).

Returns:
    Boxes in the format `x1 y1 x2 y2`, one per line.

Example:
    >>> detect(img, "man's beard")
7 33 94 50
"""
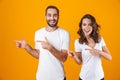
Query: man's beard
47 20 58 27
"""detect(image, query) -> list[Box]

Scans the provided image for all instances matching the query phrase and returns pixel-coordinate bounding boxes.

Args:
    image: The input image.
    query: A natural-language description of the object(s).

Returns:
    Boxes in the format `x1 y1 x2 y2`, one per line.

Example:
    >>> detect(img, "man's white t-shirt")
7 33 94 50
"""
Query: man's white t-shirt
35 27 70 80
75 37 105 80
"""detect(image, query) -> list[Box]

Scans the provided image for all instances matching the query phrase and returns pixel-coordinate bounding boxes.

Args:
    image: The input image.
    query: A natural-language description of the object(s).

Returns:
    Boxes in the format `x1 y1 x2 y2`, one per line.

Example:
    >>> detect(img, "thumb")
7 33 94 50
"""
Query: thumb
13 40 17 43
13 40 21 43
67 50 74 57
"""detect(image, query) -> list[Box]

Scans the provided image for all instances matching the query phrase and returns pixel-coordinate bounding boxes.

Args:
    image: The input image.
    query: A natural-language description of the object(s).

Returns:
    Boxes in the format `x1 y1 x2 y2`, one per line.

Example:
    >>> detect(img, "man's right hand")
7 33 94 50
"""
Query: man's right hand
14 40 27 48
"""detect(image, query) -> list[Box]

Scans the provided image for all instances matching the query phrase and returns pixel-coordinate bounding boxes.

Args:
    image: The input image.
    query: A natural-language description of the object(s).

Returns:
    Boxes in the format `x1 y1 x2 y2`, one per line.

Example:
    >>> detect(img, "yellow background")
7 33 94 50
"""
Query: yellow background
0 0 120 80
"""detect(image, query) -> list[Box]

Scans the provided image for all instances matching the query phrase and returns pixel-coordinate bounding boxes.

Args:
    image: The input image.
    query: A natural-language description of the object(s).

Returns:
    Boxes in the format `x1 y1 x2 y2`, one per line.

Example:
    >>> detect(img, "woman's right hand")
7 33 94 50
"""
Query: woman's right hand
67 50 75 57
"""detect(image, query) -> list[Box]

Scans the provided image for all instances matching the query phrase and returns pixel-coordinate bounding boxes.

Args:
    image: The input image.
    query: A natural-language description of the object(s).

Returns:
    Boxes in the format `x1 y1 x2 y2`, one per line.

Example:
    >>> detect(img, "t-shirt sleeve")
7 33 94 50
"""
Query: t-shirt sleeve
61 31 70 50
34 31 41 50
74 39 82 52
100 37 106 46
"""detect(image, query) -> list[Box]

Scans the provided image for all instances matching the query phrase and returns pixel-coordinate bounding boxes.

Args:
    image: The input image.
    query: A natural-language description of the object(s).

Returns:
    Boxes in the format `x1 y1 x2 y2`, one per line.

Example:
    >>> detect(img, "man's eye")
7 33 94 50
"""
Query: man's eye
47 14 51 17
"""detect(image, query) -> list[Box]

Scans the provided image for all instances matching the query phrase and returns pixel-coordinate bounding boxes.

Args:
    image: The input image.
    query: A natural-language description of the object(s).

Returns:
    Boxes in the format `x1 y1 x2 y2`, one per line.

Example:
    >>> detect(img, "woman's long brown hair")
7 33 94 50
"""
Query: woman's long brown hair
77 14 101 44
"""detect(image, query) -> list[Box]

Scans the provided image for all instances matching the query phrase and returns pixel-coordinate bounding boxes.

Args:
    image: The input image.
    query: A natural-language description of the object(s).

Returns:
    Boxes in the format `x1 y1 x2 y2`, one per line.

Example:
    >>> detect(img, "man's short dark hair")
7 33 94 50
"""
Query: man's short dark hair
45 5 59 15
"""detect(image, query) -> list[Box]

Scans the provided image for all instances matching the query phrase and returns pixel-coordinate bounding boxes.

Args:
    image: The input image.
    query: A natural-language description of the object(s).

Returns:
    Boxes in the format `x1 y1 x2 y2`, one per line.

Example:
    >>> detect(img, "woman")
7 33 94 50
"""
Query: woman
68 14 112 80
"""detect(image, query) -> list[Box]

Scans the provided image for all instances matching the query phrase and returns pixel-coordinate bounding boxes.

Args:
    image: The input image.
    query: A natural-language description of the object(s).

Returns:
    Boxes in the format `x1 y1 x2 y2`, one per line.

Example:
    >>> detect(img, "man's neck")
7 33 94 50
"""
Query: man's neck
46 26 58 32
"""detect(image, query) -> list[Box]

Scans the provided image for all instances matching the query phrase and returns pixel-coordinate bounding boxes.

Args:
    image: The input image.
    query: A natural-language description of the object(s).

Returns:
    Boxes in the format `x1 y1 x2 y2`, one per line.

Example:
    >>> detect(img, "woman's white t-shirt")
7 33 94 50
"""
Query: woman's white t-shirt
75 37 105 80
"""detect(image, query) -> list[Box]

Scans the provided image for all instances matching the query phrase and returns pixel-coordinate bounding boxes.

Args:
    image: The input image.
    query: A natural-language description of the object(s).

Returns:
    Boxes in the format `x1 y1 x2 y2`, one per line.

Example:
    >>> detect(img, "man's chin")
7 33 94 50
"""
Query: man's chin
47 21 58 27
49 25 55 27
48 24 57 27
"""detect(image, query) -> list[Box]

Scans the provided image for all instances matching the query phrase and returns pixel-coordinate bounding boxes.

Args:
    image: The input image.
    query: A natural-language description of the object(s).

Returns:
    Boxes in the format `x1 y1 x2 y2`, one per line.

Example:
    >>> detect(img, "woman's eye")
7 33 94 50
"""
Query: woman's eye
82 23 86 26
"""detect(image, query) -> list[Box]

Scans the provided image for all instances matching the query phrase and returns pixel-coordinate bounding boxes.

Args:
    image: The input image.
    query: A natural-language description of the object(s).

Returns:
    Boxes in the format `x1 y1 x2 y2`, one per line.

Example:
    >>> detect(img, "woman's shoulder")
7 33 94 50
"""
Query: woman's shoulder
99 36 104 42
75 39 79 42
75 39 84 45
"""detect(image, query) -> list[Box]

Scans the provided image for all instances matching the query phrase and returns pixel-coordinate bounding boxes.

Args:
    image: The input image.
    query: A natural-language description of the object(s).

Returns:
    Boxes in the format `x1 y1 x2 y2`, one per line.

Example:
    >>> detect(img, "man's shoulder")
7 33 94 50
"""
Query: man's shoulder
35 27 45 33
58 27 69 33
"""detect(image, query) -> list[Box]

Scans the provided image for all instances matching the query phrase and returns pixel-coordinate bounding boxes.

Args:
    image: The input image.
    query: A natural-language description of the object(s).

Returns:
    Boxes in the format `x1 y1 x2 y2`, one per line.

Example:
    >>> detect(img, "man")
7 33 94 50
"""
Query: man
15 5 70 80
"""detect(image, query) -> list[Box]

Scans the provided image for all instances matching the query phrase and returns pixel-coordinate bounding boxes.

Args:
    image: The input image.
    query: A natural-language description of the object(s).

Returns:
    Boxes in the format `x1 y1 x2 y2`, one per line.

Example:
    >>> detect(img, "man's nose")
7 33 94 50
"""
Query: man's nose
50 16 54 20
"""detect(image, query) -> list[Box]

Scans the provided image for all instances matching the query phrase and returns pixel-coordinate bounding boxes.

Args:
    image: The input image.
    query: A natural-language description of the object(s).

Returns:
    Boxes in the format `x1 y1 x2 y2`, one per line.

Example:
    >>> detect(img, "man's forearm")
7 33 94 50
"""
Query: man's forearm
49 46 68 62
25 44 39 59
